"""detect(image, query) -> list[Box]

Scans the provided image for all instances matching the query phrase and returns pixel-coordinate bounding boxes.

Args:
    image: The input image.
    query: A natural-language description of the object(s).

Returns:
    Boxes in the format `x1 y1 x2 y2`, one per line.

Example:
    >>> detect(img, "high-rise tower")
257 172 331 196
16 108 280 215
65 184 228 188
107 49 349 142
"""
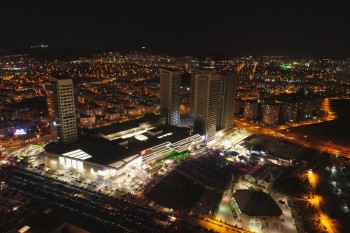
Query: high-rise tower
159 68 181 125
190 69 237 142
191 69 221 142
220 73 237 130
46 76 79 144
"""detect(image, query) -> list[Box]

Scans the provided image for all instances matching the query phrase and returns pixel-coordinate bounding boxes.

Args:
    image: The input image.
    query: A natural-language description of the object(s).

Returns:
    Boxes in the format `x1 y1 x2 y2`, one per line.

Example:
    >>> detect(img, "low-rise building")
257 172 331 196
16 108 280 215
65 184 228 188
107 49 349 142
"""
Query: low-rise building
80 114 95 127
105 109 120 121
244 164 282 190
262 103 281 125
243 100 259 120
231 189 282 231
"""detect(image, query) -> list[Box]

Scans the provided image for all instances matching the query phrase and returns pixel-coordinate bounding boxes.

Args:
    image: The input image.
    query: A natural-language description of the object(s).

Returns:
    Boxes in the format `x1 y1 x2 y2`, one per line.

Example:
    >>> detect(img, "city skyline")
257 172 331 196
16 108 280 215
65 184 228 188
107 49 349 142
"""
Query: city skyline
1 1 350 233
1 48 350 233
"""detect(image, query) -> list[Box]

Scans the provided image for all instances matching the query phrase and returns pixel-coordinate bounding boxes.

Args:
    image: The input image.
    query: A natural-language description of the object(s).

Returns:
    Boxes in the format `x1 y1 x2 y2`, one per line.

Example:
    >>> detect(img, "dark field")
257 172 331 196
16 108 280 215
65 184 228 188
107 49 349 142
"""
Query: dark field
288 99 350 148
146 171 205 211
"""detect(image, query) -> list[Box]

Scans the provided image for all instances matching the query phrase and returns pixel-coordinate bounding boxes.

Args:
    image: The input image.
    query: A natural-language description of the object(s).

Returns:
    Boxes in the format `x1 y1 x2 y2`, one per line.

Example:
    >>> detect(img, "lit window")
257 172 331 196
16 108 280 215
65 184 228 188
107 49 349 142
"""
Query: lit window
59 157 65 165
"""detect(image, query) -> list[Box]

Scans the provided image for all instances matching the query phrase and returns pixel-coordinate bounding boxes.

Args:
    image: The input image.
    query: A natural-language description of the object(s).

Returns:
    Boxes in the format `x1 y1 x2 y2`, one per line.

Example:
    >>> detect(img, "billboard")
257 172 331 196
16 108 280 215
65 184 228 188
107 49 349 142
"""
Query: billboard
14 129 27 135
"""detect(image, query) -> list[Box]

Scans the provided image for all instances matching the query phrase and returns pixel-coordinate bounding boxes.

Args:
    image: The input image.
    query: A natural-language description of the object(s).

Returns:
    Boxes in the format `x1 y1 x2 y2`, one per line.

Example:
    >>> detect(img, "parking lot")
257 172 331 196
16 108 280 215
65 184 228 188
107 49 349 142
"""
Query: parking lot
0 165 173 233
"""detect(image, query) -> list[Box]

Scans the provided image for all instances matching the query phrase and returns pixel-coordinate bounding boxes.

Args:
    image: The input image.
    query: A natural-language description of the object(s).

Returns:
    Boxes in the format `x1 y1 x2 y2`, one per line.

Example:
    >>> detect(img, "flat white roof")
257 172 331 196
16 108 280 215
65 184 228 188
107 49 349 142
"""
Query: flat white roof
62 149 92 160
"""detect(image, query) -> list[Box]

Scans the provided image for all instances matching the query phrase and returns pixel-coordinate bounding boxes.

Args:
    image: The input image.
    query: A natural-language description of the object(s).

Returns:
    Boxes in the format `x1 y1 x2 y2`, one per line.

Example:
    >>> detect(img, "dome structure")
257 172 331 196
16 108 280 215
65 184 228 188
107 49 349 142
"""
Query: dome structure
233 189 282 217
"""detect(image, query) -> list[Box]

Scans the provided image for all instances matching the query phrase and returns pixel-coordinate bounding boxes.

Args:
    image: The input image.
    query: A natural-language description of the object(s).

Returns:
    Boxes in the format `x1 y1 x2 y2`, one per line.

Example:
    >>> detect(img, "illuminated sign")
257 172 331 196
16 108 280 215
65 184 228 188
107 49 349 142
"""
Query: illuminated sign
168 151 190 160
14 129 27 135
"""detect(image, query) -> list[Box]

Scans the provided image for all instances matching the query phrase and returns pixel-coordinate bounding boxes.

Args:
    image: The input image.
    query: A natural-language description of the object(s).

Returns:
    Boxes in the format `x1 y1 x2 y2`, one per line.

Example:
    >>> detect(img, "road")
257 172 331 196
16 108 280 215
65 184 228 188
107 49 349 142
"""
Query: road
234 118 350 158
308 171 336 233
181 214 252 233
0 134 55 150
234 98 350 158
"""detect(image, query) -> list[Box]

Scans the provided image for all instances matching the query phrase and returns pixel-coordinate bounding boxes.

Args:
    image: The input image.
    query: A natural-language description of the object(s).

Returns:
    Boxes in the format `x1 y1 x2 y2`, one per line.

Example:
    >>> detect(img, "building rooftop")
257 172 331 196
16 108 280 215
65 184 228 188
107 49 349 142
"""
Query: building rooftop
247 163 281 181
233 189 282 217
259 165 283 182
89 114 163 137
45 115 192 166
45 135 129 166
14 207 91 233
247 164 269 178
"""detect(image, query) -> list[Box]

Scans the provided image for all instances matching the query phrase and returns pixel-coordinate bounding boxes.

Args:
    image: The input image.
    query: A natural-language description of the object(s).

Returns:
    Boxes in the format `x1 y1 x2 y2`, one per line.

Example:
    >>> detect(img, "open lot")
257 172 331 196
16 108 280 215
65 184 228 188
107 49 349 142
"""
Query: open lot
146 171 206 211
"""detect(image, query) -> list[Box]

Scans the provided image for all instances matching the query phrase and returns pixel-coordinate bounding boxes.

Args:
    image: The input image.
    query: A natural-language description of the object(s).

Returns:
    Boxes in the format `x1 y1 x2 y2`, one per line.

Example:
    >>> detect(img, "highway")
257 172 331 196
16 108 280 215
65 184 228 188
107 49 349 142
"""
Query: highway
278 97 336 130
234 118 350 159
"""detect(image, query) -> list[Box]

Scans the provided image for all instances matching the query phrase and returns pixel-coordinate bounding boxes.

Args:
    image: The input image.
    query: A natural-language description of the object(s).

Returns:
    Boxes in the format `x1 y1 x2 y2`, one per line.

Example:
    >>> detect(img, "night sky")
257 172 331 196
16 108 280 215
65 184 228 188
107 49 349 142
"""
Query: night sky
1 0 349 57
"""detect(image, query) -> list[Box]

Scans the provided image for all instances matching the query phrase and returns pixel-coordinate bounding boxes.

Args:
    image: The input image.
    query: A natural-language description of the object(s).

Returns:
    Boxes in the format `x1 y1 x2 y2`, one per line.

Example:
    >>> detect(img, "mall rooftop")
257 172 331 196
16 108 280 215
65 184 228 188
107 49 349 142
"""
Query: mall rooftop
45 114 193 166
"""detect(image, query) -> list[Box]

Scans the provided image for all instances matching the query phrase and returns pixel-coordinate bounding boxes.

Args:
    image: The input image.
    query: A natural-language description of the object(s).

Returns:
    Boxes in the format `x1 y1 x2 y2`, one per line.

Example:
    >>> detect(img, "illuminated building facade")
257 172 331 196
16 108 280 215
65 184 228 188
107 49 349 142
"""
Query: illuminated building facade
45 114 202 180
281 102 299 123
159 68 181 125
47 77 79 144
191 69 222 142
0 120 34 137
262 103 281 125
190 69 237 141
220 73 237 130
243 100 259 120
299 98 322 120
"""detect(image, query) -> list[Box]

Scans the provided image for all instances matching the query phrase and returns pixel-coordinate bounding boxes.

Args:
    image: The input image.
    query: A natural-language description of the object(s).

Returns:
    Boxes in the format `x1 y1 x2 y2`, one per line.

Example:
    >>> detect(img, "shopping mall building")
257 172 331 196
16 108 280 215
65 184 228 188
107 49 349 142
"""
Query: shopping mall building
45 114 202 180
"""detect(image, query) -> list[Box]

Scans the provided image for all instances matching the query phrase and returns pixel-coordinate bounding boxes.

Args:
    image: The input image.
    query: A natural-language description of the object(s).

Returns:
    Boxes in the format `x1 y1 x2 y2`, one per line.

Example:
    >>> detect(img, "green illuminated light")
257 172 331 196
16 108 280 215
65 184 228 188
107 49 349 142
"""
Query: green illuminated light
168 151 190 160
280 64 294 69
152 150 190 166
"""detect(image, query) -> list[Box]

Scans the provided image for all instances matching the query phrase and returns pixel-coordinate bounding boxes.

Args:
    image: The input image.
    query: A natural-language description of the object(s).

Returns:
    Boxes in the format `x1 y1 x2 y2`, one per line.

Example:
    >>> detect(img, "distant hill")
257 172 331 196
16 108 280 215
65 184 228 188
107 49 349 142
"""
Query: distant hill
0 47 234 61
0 47 107 61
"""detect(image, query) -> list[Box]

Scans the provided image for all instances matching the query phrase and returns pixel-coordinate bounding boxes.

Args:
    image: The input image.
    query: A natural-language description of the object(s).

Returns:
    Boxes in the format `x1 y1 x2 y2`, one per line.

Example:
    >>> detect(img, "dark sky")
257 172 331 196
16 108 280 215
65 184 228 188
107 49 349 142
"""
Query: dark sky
1 0 349 57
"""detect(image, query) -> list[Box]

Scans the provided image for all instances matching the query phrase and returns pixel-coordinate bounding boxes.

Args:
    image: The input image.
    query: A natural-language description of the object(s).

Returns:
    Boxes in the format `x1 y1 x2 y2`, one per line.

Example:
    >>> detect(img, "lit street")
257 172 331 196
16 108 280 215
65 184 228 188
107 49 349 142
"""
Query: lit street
1 2 350 232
